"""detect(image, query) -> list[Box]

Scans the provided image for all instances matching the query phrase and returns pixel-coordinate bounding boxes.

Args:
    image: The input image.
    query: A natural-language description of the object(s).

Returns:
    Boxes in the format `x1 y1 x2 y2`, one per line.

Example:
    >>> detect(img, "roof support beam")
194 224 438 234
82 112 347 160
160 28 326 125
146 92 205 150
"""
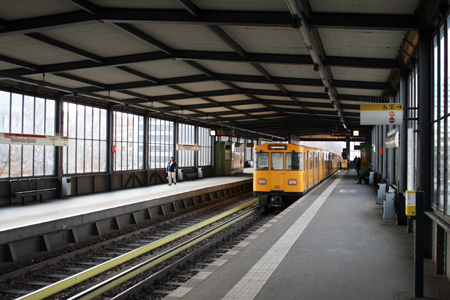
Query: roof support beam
2 50 400 77
285 0 348 130
310 13 418 31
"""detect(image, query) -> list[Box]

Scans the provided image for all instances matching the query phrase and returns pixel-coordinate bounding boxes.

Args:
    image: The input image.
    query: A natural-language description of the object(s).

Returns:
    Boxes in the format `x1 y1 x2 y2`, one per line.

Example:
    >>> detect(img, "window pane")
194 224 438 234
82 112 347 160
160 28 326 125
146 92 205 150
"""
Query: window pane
100 141 107 172
255 152 269 170
11 94 23 133
77 105 85 139
85 106 93 139
45 146 55 176
34 145 44 176
10 145 22 177
68 103 77 138
22 145 33 176
23 96 34 134
0 91 10 132
35 97 45 135
286 152 302 171
68 139 76 174
271 152 284 170
46 99 55 136
0 144 9 178
85 140 92 173
77 140 84 173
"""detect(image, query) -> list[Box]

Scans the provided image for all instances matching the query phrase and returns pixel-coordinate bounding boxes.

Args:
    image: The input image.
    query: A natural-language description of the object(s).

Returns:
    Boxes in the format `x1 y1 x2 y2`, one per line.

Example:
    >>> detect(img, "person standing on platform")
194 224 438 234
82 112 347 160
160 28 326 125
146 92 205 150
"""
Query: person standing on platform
356 157 361 176
166 156 177 186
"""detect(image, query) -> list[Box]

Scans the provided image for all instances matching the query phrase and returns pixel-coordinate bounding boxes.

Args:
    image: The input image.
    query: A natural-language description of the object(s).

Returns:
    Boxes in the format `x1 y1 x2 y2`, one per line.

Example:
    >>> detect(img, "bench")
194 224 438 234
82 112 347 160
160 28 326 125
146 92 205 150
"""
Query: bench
10 178 57 205
182 168 198 181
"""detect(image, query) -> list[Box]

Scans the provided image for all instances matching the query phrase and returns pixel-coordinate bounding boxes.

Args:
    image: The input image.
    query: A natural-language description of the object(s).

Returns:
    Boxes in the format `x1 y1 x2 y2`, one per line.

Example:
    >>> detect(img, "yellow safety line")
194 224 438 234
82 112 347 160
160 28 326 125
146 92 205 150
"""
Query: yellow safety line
17 199 258 300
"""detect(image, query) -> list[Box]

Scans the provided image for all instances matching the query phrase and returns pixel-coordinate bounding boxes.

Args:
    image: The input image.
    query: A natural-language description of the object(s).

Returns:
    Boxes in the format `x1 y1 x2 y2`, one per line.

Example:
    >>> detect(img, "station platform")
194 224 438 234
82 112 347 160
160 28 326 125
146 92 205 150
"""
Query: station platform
0 175 252 266
165 170 450 300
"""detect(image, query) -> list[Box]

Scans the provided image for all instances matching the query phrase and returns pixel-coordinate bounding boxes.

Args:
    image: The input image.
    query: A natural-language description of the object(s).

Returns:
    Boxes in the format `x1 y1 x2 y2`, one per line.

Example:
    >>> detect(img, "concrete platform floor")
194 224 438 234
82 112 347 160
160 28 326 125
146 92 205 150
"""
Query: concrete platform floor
165 170 450 300
0 175 251 233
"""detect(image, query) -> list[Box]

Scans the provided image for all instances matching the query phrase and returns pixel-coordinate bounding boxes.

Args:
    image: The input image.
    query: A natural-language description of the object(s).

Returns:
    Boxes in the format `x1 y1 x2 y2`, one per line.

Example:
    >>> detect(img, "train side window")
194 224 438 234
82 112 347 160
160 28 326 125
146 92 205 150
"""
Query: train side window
255 152 269 170
286 152 302 171
310 153 313 169
271 152 284 170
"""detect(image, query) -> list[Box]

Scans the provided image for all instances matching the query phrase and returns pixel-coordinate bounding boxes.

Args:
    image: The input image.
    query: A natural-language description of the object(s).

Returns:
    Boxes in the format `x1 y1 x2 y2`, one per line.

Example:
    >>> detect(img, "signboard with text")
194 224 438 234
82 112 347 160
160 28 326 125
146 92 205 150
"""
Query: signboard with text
0 133 68 146
360 104 403 125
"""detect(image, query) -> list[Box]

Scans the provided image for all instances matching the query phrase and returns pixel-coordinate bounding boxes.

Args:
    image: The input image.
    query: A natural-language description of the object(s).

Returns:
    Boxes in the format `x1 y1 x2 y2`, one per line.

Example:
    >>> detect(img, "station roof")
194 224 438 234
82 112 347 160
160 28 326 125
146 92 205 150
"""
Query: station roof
0 0 435 140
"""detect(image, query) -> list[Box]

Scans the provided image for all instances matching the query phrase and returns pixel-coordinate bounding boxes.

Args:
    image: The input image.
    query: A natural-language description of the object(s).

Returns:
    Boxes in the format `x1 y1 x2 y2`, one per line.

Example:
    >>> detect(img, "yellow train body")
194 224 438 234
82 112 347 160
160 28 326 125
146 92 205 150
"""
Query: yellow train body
253 143 340 208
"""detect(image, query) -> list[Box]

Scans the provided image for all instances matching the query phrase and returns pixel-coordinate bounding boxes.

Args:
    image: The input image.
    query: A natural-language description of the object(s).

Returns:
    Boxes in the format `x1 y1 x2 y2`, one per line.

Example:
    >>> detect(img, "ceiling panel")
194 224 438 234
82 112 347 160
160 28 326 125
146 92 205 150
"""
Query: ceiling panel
91 0 180 9
287 85 327 93
166 98 211 106
233 82 279 90
0 35 82 65
259 64 321 79
24 73 91 88
176 81 229 92
0 0 76 20
309 0 419 14
128 85 181 96
44 23 158 57
272 105 303 110
135 24 233 52
94 91 131 100
337 88 382 97
330 66 391 82
231 104 266 110
196 107 231 113
208 95 250 102
194 60 261 75
320 28 406 59
195 0 288 11
221 26 309 55
131 59 202 79
67 67 144 84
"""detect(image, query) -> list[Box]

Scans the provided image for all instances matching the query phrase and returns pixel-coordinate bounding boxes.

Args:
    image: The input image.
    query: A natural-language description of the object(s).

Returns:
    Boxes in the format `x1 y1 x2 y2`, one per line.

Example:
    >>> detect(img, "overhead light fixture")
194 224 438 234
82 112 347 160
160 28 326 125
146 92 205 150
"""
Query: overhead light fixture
210 130 216 136
353 130 359 136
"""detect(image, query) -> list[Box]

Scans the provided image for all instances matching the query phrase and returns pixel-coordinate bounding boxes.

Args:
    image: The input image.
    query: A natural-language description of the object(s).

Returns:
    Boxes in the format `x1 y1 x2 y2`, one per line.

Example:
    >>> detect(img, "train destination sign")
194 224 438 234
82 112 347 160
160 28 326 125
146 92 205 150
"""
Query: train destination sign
360 104 403 125
0 133 68 146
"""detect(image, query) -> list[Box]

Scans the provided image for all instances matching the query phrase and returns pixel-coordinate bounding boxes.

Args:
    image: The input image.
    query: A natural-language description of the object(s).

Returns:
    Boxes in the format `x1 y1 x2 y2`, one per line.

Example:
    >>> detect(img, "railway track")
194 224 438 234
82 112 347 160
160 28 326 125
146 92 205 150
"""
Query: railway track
0 197 261 300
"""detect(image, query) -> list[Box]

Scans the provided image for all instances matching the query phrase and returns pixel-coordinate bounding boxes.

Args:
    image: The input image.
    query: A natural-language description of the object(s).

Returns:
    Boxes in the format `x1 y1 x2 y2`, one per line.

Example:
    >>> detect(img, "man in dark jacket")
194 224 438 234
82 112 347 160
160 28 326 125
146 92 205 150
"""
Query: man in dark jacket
357 164 374 184
166 156 177 186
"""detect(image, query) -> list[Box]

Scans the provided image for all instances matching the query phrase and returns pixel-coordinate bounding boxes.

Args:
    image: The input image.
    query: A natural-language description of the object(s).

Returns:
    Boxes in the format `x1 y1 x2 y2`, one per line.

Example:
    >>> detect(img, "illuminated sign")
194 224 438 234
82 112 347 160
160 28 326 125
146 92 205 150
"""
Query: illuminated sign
268 144 287 150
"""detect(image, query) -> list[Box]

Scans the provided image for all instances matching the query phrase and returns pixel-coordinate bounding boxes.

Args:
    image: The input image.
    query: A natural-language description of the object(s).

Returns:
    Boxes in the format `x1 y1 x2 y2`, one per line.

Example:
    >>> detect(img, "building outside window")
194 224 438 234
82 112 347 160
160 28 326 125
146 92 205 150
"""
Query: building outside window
149 118 174 169
178 123 195 167
198 126 211 166
0 91 56 178
63 102 107 174
113 111 144 171
432 18 450 216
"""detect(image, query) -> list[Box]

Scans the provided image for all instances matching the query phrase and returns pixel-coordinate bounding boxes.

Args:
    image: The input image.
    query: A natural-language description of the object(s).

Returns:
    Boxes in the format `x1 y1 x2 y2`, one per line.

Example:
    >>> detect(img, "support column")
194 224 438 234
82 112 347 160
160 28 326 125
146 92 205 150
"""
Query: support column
418 28 433 259
108 106 114 191
398 70 408 225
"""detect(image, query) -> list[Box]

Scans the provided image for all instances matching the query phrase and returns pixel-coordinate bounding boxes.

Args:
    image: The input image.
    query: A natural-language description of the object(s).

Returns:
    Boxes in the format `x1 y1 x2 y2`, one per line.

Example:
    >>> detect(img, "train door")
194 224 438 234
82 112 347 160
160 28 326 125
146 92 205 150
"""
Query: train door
304 151 309 189
270 152 284 191
309 152 314 188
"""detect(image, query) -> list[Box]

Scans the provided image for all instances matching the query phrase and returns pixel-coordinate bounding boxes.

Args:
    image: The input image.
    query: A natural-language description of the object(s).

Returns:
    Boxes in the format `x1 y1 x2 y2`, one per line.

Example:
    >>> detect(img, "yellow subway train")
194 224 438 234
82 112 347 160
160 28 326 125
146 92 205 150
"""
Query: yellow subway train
253 143 340 209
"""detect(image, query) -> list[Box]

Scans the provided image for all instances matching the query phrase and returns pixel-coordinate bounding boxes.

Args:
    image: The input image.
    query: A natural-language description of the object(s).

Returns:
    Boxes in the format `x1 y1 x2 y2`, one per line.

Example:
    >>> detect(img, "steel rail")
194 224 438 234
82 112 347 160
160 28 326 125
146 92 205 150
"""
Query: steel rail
16 199 258 300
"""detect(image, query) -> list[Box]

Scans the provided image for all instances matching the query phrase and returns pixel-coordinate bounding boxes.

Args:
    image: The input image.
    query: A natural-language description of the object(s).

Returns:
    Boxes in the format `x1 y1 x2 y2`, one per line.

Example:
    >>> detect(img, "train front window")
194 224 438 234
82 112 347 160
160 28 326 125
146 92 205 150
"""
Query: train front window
286 152 302 171
271 152 284 170
255 152 269 170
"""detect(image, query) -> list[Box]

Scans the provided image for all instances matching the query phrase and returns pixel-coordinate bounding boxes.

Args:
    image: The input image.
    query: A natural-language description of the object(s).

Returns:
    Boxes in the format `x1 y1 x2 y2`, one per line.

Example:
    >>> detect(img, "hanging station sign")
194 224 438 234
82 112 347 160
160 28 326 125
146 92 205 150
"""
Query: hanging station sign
0 133 68 146
360 104 403 125
177 144 201 151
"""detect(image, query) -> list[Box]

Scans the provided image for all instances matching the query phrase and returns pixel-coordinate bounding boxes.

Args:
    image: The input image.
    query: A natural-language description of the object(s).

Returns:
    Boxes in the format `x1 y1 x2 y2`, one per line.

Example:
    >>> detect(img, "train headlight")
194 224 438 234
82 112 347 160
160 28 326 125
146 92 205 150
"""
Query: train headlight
258 178 266 185
288 179 297 185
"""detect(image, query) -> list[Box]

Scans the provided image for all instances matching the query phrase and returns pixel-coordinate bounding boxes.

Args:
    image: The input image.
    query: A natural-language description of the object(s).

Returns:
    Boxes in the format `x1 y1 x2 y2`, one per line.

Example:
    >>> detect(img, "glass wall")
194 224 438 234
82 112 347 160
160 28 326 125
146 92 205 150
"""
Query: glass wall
149 118 174 169
63 102 107 174
432 17 450 215
198 126 211 166
113 111 144 171
0 91 56 178
178 123 195 167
